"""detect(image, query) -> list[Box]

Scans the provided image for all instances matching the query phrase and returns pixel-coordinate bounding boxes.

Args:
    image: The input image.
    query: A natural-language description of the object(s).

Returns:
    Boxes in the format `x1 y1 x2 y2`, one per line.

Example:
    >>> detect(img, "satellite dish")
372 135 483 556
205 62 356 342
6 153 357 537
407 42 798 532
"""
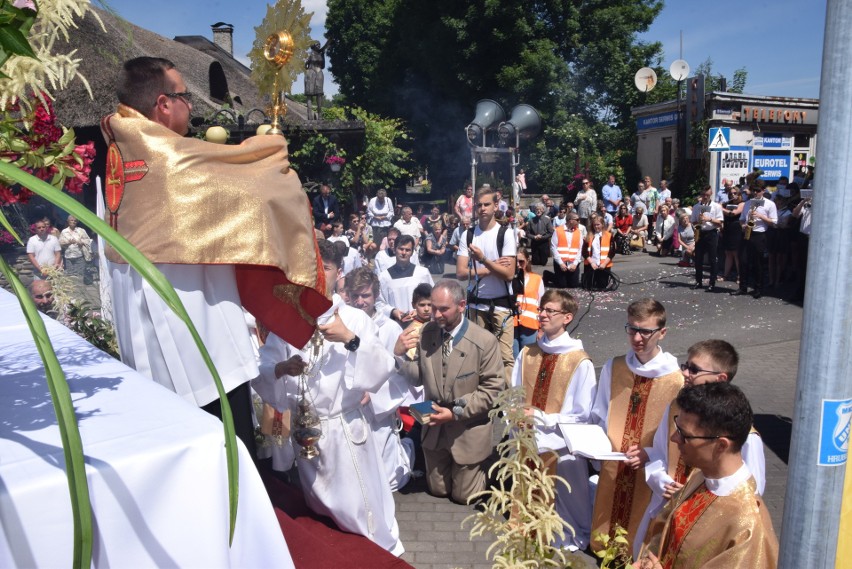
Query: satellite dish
634 67 658 93
670 59 690 81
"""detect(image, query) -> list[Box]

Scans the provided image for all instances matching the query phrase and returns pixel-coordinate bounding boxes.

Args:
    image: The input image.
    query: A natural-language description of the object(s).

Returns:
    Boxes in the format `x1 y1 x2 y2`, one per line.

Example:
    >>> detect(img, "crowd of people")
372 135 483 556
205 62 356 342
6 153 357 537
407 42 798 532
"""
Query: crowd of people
82 56 788 567
301 184 779 565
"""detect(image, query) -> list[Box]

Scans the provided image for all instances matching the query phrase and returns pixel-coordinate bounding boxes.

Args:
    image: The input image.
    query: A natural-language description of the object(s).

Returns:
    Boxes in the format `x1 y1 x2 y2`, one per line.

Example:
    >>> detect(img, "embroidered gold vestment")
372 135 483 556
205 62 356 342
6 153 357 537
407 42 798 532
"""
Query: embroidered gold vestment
100 105 329 347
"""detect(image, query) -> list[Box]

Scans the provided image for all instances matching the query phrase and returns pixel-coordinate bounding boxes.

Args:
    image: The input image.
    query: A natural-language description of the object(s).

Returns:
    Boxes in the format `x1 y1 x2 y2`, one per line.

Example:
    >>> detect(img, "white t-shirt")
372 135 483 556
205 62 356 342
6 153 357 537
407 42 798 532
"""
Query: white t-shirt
27 234 61 268
458 223 517 308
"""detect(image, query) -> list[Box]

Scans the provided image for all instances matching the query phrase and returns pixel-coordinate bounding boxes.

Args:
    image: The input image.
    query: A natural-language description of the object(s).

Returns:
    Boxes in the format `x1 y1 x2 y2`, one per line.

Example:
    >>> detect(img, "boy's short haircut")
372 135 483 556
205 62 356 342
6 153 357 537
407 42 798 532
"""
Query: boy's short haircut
412 283 433 305
688 339 740 380
344 267 380 296
475 185 496 203
318 239 343 269
627 297 666 328
396 234 416 249
541 289 578 317
331 219 344 228
332 240 349 259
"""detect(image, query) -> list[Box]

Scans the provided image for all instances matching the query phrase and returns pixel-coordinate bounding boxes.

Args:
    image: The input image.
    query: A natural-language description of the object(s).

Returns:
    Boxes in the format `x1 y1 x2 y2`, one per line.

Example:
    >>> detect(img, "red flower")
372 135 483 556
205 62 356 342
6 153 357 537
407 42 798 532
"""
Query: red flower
0 185 33 205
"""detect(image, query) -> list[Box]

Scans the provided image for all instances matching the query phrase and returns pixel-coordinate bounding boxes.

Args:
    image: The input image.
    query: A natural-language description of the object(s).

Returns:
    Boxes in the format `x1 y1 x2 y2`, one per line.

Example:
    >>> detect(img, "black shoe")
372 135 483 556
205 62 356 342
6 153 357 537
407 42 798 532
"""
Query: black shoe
730 289 748 296
705 285 716 292
752 290 762 299
691 283 702 290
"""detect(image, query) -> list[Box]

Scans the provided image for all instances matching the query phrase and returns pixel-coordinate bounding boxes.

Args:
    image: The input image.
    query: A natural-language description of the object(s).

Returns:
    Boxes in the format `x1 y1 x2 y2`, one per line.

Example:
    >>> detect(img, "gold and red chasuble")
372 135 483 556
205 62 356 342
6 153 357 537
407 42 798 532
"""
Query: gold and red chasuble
645 472 778 569
100 105 330 348
592 356 683 550
658 482 717 568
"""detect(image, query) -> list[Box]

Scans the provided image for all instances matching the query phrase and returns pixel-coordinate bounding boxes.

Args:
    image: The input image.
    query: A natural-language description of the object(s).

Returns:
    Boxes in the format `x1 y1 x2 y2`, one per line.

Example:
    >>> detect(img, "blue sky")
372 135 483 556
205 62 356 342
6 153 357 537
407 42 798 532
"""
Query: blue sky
104 0 826 99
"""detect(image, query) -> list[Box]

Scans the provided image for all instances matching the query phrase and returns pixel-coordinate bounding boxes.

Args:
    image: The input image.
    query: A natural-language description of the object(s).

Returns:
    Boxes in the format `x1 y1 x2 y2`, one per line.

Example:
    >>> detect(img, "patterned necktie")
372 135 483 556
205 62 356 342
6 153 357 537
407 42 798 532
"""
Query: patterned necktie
442 330 452 360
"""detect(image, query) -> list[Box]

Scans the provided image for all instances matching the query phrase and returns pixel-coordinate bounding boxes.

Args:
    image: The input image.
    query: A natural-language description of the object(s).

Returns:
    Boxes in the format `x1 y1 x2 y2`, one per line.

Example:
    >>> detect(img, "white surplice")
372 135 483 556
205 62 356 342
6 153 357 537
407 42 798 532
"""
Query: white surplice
378 264 434 312
510 332 598 550
110 262 259 406
590 348 680 431
365 310 423 491
632 402 767 558
253 295 403 555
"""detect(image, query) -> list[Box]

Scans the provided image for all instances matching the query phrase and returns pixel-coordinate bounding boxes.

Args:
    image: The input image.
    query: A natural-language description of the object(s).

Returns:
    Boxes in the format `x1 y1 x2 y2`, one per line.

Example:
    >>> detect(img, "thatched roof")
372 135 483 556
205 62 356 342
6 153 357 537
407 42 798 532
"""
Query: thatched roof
52 7 317 129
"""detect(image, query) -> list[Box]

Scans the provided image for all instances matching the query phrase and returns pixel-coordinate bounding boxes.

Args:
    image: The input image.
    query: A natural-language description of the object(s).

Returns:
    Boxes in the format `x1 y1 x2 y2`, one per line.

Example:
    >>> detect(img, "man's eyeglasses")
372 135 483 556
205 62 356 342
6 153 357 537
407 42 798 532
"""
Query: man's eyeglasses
673 415 726 441
163 91 193 102
539 307 567 316
680 361 722 376
624 324 661 339
33 292 54 300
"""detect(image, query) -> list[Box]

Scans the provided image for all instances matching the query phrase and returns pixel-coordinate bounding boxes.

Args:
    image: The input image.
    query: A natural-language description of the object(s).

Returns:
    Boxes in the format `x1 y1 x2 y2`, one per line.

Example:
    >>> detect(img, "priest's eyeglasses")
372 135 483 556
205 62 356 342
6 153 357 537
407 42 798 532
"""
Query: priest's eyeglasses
624 324 661 339
164 91 193 102
673 415 725 441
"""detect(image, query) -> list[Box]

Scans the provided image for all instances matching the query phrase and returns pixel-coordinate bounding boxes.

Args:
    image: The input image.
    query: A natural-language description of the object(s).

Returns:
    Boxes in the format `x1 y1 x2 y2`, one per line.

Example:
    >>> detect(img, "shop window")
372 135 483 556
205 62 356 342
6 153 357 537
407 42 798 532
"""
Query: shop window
794 134 810 148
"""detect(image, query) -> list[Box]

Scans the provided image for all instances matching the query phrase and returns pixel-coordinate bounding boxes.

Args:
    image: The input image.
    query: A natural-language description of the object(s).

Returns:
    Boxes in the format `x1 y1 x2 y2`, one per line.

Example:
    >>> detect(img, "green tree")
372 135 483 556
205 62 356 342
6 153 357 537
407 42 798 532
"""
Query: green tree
290 105 412 202
325 0 664 193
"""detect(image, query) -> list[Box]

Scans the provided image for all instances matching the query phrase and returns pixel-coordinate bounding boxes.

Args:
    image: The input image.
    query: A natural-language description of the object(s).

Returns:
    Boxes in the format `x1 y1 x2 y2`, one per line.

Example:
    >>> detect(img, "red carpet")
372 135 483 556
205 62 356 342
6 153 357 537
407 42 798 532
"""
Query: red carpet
262 471 413 569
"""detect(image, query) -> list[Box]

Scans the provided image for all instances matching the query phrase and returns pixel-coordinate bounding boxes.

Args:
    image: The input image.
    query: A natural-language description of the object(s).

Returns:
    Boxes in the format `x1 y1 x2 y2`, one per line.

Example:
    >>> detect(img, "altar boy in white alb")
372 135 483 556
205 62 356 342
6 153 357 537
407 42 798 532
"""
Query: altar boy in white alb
253 241 403 556
379 234 434 321
510 289 597 550
345 267 421 491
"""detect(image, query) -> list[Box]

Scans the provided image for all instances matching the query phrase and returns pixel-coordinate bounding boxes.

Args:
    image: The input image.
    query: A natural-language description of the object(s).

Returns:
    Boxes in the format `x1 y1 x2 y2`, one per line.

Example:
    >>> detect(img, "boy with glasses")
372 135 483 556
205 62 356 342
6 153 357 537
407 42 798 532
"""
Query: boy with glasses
590 298 683 552
628 339 766 558
511 289 597 550
635 383 778 568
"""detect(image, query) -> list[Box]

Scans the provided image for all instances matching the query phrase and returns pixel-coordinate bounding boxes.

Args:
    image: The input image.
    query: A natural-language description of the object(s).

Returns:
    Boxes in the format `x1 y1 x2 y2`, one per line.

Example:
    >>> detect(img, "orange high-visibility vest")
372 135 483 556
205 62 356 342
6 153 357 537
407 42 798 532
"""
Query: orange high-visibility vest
514 272 542 329
555 226 583 263
585 232 613 269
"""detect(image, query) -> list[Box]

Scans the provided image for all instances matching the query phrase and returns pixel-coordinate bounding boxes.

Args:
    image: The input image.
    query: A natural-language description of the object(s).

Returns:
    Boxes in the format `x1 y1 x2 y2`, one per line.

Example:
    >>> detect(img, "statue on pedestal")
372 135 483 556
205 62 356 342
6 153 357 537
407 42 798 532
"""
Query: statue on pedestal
305 39 329 120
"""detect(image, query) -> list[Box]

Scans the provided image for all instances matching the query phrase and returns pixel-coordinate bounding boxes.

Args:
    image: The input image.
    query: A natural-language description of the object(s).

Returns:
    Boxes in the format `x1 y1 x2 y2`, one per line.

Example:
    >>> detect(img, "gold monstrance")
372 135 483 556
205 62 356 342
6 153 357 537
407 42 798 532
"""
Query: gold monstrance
262 30 296 135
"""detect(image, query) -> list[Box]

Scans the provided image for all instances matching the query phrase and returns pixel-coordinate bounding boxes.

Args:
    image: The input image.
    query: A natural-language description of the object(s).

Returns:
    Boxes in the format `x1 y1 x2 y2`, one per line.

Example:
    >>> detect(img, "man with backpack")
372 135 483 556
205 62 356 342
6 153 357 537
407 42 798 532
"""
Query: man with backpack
456 186 518 384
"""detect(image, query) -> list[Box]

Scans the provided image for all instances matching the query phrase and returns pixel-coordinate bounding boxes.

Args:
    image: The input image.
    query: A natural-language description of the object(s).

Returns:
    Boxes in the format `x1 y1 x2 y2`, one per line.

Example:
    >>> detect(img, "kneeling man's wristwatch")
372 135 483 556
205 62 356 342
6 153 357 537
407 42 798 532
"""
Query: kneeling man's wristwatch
343 335 361 352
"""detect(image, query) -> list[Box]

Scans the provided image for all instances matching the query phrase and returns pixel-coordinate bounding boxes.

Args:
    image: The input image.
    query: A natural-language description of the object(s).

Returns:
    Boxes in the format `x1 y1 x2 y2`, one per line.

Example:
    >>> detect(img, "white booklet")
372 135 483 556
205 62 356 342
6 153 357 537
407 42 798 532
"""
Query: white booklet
558 423 628 461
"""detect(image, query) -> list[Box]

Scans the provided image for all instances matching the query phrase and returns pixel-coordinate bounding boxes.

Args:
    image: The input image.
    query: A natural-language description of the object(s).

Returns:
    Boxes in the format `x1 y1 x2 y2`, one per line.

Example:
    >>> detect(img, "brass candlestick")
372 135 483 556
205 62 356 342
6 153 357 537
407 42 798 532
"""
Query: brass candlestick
262 30 295 136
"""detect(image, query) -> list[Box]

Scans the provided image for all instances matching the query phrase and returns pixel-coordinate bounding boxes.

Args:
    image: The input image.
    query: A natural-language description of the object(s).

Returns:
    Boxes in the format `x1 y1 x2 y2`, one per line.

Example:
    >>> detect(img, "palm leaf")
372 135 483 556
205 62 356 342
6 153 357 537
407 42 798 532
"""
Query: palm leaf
0 162 240 544
0 256 93 569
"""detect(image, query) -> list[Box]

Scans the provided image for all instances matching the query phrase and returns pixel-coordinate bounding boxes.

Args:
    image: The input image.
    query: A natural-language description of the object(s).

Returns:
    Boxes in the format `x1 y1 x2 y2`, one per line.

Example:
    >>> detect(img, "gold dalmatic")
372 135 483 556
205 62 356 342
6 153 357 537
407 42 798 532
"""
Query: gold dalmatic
100 105 329 348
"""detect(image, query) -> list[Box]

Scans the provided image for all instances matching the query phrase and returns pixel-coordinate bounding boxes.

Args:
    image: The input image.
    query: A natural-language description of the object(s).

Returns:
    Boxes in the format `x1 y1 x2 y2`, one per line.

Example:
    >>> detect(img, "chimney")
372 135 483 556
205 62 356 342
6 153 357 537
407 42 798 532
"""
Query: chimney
211 22 234 56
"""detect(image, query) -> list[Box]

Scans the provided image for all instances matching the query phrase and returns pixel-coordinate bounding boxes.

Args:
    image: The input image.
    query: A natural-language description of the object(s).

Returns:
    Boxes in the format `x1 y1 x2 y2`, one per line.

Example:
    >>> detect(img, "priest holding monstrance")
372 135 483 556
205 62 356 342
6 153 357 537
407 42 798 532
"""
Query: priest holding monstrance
101 56 330 455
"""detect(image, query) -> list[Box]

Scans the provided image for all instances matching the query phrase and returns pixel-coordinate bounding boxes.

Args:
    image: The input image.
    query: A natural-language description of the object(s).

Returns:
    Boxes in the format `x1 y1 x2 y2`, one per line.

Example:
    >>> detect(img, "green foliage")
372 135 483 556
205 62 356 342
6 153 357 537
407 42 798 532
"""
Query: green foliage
290 104 412 198
594 524 632 569
41 265 120 358
464 387 572 568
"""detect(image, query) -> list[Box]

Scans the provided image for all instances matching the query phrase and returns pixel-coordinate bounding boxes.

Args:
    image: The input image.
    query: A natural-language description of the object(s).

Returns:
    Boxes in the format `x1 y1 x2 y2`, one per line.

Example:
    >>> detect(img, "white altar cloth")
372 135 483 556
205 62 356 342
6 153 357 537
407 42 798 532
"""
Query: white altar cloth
0 289 292 568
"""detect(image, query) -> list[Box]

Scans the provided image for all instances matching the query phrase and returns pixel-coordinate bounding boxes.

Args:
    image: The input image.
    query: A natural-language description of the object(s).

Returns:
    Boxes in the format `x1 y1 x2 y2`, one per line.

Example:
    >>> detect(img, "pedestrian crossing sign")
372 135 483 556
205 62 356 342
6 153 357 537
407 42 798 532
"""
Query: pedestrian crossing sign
708 127 731 151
